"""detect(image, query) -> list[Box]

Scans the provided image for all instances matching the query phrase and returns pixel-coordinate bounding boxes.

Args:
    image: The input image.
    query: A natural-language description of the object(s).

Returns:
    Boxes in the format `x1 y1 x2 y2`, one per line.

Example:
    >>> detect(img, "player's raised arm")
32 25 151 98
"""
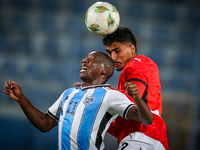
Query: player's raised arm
125 82 154 125
4 80 57 132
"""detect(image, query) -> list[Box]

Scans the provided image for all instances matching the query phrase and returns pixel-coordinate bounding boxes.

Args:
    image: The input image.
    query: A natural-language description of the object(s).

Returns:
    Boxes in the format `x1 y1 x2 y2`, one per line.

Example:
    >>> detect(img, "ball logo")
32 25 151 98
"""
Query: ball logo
107 13 115 27
83 96 95 105
95 6 109 13
88 23 100 32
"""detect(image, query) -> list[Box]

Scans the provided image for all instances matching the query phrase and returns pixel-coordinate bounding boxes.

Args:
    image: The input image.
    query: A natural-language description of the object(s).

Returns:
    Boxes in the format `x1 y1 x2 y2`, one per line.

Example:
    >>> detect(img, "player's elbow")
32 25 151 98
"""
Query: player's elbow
36 126 51 133
142 115 154 125
40 129 47 133
35 122 56 133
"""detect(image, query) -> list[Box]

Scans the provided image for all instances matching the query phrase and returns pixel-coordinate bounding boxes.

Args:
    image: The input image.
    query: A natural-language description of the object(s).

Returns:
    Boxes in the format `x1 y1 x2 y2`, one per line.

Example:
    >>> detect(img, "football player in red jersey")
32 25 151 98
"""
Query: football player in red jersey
102 27 169 150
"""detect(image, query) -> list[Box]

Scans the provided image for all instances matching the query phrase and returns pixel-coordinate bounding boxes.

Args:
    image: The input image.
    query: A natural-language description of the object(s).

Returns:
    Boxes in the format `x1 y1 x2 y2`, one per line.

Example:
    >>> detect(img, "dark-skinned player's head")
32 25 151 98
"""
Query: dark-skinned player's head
80 51 114 84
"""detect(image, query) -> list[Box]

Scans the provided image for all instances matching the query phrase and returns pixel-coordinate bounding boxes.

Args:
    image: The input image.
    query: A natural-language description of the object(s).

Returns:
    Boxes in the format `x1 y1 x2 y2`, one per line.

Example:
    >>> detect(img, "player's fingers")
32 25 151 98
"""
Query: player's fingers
5 81 9 87
9 80 19 89
125 82 136 90
5 81 11 90
4 87 11 95
8 80 13 89
124 82 130 89
74 82 82 87
4 84 10 90
11 80 17 85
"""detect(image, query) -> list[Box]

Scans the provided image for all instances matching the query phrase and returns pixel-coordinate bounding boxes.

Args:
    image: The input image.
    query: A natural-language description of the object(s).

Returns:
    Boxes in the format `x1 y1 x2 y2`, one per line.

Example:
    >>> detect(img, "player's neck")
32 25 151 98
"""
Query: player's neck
82 80 105 88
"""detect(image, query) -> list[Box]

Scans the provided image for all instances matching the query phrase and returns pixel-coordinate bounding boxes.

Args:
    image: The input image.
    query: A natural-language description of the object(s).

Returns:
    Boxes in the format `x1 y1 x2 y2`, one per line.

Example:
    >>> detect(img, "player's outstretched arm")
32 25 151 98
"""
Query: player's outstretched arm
125 82 154 125
4 80 57 132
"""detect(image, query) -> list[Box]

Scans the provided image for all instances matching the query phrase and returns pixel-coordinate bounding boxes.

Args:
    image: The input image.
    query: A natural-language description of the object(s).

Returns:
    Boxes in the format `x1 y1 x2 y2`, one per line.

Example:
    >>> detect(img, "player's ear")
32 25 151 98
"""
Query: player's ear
130 44 136 53
102 67 110 75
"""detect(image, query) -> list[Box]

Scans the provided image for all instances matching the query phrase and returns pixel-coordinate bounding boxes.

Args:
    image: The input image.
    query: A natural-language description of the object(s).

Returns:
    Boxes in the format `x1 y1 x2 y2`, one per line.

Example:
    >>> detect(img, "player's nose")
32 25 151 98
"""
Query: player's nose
82 58 88 63
111 52 117 60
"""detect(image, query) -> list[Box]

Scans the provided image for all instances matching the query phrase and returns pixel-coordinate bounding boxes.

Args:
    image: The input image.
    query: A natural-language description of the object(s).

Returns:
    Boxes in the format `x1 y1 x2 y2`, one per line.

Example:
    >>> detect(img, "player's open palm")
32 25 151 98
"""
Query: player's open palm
4 80 23 101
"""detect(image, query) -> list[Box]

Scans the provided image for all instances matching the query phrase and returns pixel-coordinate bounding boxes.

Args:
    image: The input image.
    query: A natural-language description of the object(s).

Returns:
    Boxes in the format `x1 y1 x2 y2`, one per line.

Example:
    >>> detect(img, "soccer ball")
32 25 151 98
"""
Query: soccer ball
85 2 120 36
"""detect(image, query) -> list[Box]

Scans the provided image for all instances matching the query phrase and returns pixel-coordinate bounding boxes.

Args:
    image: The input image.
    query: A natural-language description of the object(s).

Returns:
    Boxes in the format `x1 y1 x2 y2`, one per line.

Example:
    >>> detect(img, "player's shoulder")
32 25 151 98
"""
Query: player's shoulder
128 55 157 68
63 87 78 94
66 87 79 91
107 88 124 96
132 55 154 63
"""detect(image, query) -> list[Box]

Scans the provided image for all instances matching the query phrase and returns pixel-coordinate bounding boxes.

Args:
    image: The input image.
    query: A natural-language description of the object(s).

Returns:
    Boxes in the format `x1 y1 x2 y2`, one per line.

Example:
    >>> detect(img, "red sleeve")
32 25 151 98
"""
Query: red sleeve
124 63 150 102
131 80 146 98
124 58 162 114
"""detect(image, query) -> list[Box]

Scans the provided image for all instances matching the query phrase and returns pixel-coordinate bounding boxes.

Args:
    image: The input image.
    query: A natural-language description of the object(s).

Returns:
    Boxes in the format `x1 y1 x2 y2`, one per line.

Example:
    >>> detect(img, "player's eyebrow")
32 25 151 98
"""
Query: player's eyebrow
88 53 99 61
90 54 97 58
106 47 120 52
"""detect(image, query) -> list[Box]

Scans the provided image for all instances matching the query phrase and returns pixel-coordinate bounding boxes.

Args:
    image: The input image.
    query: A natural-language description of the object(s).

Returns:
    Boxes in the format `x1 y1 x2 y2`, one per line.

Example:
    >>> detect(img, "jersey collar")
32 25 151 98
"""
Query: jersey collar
80 84 110 90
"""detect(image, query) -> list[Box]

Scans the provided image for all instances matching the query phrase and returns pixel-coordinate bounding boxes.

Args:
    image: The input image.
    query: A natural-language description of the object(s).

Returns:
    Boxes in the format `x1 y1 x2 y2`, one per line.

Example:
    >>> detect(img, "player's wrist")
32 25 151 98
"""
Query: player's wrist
133 94 141 100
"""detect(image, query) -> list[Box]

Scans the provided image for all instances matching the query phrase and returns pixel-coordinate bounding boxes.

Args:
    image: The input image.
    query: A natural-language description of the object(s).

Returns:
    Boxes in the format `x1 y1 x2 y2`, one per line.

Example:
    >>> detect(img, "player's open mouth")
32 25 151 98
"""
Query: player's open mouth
80 66 87 72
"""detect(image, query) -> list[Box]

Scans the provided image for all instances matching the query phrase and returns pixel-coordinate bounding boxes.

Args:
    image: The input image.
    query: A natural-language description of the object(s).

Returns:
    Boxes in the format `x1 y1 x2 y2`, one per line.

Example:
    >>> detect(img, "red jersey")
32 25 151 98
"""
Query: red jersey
108 55 169 150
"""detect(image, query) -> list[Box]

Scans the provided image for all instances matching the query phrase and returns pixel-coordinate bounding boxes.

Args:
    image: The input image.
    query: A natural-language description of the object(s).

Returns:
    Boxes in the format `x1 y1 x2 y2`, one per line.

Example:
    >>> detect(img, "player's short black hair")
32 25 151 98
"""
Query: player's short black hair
102 26 137 52
95 50 114 79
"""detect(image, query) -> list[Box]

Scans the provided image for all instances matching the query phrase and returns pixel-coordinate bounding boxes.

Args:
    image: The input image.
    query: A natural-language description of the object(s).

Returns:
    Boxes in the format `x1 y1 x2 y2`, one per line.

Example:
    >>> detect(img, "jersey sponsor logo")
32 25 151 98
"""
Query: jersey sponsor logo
134 58 142 62
83 96 95 105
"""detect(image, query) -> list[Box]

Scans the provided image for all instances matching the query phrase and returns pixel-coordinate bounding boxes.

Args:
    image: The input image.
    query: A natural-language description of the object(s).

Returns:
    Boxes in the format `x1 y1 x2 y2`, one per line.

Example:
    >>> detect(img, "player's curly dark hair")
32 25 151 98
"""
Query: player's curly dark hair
102 27 137 52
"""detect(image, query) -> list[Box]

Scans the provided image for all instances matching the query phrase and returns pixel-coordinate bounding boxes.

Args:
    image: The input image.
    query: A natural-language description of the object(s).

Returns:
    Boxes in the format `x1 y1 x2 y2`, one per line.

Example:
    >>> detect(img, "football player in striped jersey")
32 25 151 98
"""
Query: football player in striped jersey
4 50 153 150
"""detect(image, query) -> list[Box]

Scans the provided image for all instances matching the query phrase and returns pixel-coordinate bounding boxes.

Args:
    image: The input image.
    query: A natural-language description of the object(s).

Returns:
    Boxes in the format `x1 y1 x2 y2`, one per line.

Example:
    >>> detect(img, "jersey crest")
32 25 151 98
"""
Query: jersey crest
83 96 95 105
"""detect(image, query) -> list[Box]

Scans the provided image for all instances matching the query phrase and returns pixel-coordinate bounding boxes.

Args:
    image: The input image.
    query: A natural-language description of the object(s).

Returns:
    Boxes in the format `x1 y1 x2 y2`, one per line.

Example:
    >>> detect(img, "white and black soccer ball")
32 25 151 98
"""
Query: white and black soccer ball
85 2 120 36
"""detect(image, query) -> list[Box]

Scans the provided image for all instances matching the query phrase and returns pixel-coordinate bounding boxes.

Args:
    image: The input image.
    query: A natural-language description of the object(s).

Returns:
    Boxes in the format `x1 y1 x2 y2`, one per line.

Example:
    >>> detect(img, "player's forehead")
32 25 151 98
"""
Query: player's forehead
105 42 130 51
86 51 102 60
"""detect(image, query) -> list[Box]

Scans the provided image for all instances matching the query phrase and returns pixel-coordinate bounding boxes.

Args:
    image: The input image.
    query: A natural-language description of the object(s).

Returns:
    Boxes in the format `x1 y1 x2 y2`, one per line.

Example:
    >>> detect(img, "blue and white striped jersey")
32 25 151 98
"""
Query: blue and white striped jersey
48 84 135 150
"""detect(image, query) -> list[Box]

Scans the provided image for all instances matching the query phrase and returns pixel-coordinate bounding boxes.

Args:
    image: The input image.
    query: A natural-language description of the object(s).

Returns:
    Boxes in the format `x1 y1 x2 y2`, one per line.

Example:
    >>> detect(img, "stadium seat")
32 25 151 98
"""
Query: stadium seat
11 14 27 28
25 63 40 79
47 64 65 82
147 47 165 66
2 60 17 77
16 36 31 53
187 8 200 25
39 14 56 30
156 4 176 22
174 53 194 69
44 38 59 57
169 73 191 92
10 0 30 10
0 35 9 52
40 0 58 12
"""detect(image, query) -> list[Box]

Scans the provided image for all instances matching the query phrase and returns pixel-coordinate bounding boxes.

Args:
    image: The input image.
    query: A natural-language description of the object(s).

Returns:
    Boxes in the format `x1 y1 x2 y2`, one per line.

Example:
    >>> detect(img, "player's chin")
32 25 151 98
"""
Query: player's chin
79 72 87 80
115 67 123 71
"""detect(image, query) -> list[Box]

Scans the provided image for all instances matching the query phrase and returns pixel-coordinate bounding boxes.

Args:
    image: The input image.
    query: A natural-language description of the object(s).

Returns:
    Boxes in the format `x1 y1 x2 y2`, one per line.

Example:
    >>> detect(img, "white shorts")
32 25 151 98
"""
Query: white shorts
117 132 166 150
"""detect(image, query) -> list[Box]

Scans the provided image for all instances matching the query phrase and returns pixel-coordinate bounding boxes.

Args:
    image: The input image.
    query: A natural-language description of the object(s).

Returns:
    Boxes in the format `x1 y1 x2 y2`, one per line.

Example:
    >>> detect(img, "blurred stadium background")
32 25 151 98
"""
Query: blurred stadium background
0 0 200 149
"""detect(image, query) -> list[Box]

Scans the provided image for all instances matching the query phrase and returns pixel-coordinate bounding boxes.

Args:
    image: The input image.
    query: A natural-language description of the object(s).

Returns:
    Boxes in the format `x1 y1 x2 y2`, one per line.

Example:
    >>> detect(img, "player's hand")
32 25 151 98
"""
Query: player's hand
74 82 82 87
124 82 140 100
4 80 23 101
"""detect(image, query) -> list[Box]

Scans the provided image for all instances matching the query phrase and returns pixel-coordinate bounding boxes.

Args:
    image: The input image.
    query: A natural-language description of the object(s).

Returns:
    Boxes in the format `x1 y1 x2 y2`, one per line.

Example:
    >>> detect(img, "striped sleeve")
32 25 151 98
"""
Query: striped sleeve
107 90 136 118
